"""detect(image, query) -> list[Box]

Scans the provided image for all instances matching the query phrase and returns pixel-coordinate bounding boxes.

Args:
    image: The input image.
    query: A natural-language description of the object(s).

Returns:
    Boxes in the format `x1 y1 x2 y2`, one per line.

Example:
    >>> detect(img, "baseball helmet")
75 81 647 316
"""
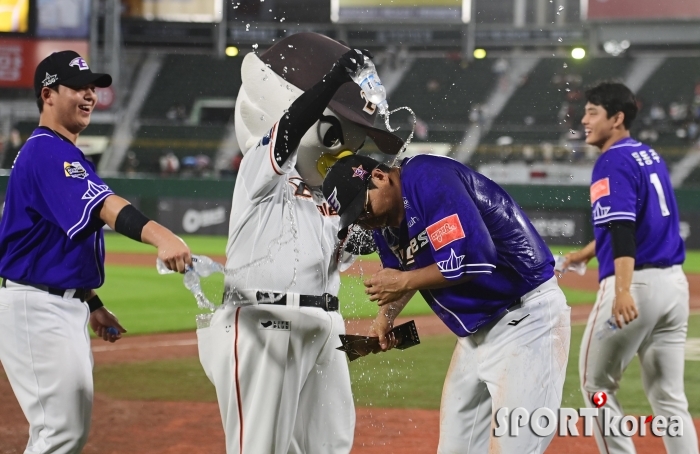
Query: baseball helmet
235 32 403 186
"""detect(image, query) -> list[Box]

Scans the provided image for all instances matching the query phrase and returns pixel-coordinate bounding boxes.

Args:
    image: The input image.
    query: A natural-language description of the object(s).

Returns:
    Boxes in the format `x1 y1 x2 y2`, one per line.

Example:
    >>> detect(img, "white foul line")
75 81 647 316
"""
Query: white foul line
92 339 198 352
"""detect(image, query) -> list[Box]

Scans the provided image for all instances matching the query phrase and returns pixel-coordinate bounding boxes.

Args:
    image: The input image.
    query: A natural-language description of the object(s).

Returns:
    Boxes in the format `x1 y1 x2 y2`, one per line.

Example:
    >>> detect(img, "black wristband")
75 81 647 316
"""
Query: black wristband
609 220 636 259
87 294 104 313
115 204 150 242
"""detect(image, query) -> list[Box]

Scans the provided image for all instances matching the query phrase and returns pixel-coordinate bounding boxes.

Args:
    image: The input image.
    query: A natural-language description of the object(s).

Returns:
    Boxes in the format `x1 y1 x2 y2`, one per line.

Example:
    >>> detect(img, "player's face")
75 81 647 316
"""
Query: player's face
582 102 618 148
356 171 403 229
51 84 97 134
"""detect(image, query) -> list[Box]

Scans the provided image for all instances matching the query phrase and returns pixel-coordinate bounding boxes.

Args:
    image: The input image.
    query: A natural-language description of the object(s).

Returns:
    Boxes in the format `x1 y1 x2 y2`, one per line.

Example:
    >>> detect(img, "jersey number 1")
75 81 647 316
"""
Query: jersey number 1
649 173 670 217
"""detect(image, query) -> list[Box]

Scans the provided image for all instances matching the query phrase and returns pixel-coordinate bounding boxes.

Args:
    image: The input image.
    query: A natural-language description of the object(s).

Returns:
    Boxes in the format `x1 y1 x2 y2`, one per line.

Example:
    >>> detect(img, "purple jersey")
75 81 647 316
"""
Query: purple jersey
590 137 684 281
0 128 114 289
372 155 554 337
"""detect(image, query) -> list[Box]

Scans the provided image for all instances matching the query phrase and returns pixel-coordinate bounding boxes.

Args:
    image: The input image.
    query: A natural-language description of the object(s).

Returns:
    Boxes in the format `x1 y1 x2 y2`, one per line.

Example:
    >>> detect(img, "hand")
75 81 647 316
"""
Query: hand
157 234 192 273
368 311 398 352
612 291 638 328
332 49 374 81
90 307 127 343
562 250 590 270
364 268 411 306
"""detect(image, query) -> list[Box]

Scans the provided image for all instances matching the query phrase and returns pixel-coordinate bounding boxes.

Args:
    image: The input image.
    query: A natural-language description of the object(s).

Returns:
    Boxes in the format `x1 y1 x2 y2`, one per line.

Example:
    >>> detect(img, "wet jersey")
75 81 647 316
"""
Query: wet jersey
590 137 684 281
373 154 554 337
0 127 113 289
224 123 347 301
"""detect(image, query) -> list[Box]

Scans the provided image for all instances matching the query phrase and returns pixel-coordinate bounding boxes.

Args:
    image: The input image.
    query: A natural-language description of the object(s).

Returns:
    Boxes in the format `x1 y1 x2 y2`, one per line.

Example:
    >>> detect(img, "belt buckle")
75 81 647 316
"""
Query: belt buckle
323 294 331 311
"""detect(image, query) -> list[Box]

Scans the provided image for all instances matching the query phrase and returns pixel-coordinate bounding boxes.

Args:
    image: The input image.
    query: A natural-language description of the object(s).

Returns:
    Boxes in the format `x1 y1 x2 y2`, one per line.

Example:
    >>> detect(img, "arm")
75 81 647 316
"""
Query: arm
365 263 475 306
98 195 192 273
273 49 371 167
368 290 416 351
85 289 127 343
562 240 596 268
609 220 638 328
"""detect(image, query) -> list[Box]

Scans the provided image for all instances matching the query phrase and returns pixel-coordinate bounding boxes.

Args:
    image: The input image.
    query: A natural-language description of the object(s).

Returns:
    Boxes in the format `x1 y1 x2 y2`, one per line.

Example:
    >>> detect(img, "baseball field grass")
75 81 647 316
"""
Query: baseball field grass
92 316 700 417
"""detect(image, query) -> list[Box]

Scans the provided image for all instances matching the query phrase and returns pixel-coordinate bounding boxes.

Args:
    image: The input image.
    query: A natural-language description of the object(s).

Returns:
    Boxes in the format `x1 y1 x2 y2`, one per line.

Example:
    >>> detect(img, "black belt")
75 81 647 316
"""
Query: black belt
634 264 672 271
255 291 339 312
1 278 89 302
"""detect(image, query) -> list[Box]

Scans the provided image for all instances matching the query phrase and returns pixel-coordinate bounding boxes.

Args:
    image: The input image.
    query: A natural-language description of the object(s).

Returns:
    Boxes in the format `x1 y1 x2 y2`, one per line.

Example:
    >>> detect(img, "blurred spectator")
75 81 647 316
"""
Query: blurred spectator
124 151 140 175
159 151 180 176
649 103 666 121
522 145 535 164
541 142 554 163
492 58 509 76
426 79 440 93
1 128 22 169
166 104 188 123
639 129 659 143
669 102 688 122
524 115 535 126
195 154 212 176
415 117 429 140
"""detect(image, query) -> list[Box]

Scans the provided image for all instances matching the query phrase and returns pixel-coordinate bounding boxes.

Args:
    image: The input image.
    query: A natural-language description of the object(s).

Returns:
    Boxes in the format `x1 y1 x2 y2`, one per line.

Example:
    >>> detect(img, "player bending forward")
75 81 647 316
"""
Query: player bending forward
565 82 699 454
196 33 403 454
323 153 571 453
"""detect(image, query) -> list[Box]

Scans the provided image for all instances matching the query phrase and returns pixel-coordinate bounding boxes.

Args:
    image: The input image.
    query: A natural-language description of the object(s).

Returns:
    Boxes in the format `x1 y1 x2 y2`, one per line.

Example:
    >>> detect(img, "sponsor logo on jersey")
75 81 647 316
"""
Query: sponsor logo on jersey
403 197 411 210
407 216 419 228
42 72 58 87
82 180 110 200
426 214 465 250
69 57 89 71
327 187 341 212
436 249 466 273
64 161 88 179
592 202 611 221
507 314 530 326
393 229 430 267
259 319 291 331
590 177 610 204
352 165 368 180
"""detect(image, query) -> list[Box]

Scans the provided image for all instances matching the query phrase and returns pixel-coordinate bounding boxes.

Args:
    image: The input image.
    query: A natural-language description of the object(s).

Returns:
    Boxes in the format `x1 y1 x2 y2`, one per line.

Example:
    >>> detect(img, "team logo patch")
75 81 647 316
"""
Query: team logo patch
42 72 58 87
82 180 110 200
327 187 341 212
259 319 291 331
590 177 610 205
69 57 89 71
426 214 465 251
64 161 88 179
592 202 611 221
436 249 466 273
352 165 368 180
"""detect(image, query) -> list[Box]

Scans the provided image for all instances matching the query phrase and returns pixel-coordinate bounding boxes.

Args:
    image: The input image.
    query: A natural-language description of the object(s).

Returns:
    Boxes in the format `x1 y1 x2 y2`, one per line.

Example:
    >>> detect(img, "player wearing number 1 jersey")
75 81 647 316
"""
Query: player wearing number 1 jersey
564 82 698 453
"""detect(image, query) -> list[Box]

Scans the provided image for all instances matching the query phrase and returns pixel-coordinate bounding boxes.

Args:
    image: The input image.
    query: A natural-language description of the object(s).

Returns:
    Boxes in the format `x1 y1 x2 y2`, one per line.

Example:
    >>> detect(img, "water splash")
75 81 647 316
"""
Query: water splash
381 106 417 165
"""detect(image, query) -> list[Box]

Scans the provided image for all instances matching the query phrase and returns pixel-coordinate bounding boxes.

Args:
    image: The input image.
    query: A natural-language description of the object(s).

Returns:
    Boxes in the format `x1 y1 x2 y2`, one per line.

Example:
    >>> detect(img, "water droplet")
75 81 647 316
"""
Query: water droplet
569 129 575 134
563 63 568 68
567 196 571 200
262 75 268 81
558 5 564 11
252 43 259 50
260 115 265 121
565 88 571 92
570 175 574 179
281 55 285 60
245 24 250 31
558 37 563 42
288 44 294 48
280 17 285 22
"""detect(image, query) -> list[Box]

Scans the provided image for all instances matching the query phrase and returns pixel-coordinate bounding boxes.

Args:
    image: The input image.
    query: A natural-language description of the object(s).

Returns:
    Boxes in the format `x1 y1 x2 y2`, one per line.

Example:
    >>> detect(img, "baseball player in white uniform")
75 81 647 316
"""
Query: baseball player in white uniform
565 82 698 453
196 33 403 454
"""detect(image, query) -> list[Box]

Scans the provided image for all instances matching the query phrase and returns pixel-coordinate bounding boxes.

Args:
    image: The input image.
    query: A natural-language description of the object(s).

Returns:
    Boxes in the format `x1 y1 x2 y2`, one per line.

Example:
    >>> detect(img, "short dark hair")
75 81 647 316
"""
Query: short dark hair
585 82 638 129
36 85 59 113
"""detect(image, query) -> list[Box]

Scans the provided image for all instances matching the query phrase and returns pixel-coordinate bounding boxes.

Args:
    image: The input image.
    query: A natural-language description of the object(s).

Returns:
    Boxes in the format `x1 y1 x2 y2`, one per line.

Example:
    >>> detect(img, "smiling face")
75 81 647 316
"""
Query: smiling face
42 84 96 136
354 168 404 230
581 102 625 151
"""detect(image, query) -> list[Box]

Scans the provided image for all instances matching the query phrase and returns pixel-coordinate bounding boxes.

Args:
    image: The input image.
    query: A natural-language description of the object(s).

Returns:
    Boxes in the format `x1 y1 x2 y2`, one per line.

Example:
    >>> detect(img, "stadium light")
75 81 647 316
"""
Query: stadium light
571 48 586 59
225 46 239 57
473 48 487 59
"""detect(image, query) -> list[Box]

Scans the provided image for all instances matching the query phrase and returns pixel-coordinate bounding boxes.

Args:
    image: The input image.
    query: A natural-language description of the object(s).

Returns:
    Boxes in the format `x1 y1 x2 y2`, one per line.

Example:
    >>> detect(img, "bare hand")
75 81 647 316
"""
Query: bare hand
368 312 398 352
562 250 589 270
157 234 192 273
612 291 638 329
364 268 410 306
90 307 127 343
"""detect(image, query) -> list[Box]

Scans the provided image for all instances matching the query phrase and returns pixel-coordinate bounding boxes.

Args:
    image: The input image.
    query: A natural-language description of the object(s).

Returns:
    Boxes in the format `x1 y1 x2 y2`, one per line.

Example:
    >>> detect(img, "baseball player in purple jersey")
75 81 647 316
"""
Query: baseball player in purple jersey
564 82 699 453
0 51 191 454
323 153 571 453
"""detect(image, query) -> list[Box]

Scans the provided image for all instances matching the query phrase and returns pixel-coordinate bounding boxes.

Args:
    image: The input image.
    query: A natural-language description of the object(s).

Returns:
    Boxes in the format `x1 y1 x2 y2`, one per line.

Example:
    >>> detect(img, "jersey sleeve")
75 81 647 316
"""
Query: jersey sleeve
32 146 113 240
590 153 638 226
405 159 497 280
237 123 297 200
372 230 402 270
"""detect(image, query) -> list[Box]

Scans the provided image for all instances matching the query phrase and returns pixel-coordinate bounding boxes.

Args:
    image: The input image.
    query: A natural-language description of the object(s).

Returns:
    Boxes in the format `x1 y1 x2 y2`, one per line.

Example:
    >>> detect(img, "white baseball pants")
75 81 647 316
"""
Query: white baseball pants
197 303 355 454
0 282 93 454
580 265 699 454
438 276 571 454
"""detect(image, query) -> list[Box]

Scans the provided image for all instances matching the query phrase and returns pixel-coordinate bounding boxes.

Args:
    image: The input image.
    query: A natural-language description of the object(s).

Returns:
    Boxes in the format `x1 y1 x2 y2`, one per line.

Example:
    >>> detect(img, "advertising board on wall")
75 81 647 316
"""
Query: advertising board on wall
0 38 89 88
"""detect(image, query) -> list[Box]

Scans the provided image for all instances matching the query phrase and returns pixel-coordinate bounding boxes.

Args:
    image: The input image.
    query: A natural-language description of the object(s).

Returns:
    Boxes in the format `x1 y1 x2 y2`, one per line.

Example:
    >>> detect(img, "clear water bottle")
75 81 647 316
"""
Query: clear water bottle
183 269 217 311
596 316 619 340
350 50 389 116
554 255 587 276
156 255 225 276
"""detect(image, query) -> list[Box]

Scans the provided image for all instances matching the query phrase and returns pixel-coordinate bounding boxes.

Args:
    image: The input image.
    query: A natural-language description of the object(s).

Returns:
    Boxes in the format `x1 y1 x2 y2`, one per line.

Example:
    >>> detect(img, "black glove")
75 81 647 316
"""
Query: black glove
344 226 377 255
330 49 374 83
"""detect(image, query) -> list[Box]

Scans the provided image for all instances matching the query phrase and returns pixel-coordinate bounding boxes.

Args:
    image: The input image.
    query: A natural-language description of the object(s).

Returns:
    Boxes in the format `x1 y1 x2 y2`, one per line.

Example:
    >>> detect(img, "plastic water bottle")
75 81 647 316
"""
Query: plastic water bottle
596 316 619 340
350 51 389 116
156 255 225 276
554 255 586 276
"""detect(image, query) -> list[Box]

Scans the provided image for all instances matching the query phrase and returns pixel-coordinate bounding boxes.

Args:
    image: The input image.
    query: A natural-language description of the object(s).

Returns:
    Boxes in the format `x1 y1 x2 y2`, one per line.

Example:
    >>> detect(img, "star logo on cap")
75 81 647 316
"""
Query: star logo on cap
352 165 368 180
42 72 58 87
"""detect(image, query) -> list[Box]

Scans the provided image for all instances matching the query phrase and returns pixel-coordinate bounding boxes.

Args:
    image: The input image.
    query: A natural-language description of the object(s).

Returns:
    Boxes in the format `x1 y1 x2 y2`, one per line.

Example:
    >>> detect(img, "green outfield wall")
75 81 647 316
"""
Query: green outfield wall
2 175 700 246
